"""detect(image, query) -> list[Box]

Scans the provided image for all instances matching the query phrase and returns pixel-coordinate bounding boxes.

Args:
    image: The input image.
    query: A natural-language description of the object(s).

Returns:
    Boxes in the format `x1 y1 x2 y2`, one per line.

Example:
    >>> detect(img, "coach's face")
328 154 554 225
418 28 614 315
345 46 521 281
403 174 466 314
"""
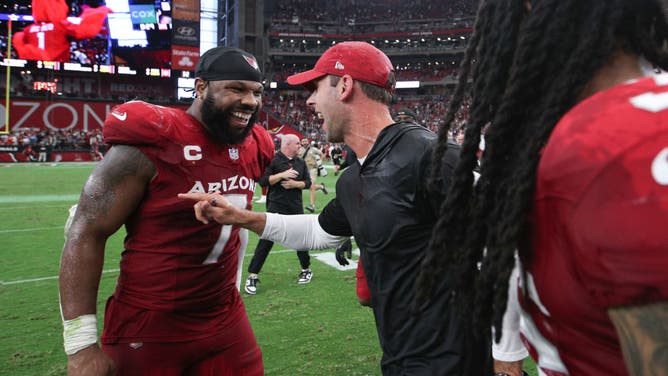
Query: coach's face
199 79 263 145
306 75 348 143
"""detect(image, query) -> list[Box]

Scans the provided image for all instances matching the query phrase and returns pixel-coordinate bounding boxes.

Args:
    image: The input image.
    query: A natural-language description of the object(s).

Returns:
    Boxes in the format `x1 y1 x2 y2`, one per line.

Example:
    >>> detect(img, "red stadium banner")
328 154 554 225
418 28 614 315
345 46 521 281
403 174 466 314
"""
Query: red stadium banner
171 0 200 72
172 45 200 71
256 112 303 140
2 99 186 132
267 124 303 140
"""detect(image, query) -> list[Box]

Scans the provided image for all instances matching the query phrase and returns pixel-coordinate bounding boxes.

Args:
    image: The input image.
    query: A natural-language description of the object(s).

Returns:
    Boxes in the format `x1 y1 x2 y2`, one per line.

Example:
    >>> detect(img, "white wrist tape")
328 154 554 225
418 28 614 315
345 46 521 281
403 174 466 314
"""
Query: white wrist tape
63 314 98 355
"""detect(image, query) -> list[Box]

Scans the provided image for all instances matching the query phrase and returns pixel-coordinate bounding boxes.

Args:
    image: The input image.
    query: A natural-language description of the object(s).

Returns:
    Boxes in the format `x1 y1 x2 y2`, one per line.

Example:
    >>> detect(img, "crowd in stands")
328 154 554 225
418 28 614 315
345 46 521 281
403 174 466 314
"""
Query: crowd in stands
1 88 470 162
269 61 461 84
69 38 109 66
269 34 469 55
2 0 475 162
268 0 476 34
262 87 471 144
0 128 105 161
394 62 459 82
263 90 320 139
392 94 471 133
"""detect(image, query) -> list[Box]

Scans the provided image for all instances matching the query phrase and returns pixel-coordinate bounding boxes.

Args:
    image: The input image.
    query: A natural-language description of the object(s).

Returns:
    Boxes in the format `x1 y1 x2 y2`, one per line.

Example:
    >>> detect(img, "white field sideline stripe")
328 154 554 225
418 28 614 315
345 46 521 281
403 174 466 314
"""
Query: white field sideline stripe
0 248 333 285
0 194 79 203
0 226 64 234
0 162 98 168
0 204 73 211
0 269 120 286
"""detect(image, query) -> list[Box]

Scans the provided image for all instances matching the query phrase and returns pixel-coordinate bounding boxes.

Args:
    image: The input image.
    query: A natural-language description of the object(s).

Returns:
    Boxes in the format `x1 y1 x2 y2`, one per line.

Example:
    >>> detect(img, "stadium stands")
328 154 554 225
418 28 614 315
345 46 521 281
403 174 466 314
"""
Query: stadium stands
1 0 478 161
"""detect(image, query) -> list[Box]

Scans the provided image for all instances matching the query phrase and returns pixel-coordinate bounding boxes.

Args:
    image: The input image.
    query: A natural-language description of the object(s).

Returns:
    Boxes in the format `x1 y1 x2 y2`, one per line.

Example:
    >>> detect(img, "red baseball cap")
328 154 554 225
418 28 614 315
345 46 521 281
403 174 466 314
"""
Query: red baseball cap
287 41 395 93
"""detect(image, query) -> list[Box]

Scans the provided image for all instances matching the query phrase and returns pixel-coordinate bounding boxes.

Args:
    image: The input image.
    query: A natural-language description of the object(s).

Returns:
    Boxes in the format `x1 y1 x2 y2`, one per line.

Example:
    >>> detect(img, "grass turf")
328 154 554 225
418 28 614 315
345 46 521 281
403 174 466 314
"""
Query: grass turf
0 162 537 375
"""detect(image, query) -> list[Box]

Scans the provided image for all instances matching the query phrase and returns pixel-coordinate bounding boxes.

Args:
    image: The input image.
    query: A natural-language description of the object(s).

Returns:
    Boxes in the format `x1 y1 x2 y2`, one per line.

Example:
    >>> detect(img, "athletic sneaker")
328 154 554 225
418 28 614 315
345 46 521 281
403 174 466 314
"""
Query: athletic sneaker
297 269 313 284
305 205 315 213
244 276 259 295
319 183 328 194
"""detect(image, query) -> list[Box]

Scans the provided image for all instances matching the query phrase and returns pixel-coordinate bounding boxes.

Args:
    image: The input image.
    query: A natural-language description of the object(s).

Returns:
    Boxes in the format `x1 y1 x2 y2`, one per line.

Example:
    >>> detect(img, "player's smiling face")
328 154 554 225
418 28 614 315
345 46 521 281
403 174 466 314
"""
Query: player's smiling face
200 80 263 145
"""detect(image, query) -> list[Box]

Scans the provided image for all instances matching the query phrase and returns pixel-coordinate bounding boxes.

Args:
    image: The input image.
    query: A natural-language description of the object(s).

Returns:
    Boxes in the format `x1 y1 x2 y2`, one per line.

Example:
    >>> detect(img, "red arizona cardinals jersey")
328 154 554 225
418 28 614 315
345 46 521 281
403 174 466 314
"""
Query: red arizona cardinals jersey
519 75 668 375
100 101 274 343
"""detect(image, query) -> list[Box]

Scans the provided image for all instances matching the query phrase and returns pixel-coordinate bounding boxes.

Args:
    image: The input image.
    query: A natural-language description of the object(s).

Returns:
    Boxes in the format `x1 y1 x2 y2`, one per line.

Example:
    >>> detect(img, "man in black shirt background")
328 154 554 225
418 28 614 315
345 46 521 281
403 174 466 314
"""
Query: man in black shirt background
244 134 313 295
330 143 343 175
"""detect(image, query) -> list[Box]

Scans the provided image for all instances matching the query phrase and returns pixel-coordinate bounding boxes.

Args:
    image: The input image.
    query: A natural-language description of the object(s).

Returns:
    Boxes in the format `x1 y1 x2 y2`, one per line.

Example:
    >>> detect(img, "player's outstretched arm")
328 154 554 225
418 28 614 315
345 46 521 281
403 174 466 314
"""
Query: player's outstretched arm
60 145 155 375
179 193 348 251
178 192 268 234
609 302 668 375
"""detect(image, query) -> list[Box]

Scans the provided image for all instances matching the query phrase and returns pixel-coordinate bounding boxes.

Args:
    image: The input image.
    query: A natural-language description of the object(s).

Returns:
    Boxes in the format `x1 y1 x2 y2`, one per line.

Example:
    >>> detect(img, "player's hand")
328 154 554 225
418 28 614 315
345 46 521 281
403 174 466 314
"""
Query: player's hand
493 359 525 376
335 238 353 266
178 192 238 225
67 344 116 376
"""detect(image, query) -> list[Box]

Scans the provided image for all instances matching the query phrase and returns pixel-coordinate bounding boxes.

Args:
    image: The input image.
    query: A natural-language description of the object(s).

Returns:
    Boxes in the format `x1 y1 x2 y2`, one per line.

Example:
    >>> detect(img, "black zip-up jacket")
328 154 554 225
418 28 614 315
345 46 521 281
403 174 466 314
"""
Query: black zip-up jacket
319 122 481 375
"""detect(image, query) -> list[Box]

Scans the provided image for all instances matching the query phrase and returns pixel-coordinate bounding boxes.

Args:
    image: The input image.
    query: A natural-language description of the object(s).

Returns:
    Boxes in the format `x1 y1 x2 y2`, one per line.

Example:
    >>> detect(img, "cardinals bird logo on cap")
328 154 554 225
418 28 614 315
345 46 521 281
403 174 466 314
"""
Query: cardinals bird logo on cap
243 56 260 71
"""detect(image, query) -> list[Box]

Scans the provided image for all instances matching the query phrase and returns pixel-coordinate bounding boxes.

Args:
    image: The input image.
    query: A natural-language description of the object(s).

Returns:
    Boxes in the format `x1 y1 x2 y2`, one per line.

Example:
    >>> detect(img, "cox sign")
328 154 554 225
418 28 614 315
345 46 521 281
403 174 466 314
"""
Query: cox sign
129 5 157 24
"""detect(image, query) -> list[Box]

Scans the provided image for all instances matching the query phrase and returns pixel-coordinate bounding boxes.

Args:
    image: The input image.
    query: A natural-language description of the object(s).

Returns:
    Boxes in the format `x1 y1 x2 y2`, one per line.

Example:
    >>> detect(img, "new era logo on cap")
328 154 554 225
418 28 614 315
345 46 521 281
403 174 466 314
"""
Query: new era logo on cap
286 41 395 92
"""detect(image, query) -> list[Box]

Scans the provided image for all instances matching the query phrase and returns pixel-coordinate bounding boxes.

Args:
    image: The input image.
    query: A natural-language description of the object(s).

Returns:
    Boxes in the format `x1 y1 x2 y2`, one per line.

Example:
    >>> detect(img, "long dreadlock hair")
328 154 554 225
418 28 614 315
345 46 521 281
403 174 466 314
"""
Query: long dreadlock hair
417 0 668 361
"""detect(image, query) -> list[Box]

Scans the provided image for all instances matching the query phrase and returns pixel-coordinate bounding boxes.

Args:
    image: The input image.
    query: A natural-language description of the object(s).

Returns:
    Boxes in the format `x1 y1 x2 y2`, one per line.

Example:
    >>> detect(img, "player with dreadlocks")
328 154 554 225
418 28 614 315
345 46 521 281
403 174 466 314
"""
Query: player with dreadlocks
418 0 668 375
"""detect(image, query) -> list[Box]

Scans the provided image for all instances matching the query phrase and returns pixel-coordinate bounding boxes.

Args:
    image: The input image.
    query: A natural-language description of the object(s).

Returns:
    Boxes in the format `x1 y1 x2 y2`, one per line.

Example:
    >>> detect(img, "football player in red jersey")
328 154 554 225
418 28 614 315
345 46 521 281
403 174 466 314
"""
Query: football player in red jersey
418 0 668 375
58 47 274 376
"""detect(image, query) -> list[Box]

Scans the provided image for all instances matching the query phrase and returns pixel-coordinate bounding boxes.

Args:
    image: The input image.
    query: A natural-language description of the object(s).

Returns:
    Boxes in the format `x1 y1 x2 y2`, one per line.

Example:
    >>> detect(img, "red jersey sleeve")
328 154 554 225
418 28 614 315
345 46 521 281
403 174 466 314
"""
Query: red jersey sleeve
103 101 175 148
572 130 668 309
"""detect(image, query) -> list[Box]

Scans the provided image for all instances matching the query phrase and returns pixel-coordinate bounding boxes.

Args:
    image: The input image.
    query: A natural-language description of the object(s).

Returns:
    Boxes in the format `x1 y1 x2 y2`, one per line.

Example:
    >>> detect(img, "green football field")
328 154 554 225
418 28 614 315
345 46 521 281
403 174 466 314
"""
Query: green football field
0 162 537 375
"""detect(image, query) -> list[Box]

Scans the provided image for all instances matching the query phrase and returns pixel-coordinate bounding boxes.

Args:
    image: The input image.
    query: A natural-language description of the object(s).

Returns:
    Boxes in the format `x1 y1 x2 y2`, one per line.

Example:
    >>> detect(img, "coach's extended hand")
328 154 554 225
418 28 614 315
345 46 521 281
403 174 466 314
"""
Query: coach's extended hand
335 238 353 266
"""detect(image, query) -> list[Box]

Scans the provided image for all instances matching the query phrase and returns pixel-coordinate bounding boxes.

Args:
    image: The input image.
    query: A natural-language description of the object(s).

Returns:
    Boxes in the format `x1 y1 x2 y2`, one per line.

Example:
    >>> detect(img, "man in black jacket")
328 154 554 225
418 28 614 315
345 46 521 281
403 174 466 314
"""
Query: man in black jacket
244 134 313 294
180 41 482 375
